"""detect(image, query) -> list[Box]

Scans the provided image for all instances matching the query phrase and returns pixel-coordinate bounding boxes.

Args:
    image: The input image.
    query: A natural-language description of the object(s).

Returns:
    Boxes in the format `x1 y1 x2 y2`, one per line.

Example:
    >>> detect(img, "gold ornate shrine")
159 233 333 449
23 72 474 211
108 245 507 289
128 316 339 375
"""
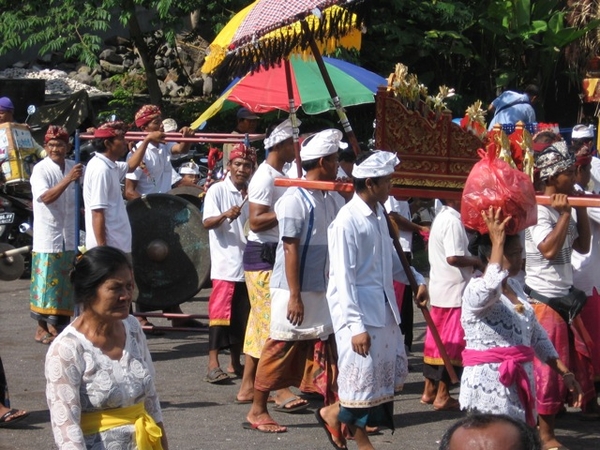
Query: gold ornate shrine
374 87 482 192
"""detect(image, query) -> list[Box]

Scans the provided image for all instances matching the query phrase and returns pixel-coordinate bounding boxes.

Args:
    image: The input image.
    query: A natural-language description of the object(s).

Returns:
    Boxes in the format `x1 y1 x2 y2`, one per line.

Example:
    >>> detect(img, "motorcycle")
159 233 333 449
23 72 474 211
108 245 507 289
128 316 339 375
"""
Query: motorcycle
0 105 40 278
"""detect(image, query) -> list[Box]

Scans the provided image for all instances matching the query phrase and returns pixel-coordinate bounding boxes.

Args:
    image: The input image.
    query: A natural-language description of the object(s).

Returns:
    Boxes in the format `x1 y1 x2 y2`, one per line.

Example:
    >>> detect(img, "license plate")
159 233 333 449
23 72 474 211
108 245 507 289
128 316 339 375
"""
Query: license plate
0 212 15 224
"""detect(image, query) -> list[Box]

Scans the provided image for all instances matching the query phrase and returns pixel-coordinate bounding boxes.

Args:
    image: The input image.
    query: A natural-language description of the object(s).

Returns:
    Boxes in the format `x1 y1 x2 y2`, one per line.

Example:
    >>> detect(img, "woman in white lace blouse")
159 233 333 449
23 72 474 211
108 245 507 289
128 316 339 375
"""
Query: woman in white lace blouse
45 246 168 449
459 207 581 426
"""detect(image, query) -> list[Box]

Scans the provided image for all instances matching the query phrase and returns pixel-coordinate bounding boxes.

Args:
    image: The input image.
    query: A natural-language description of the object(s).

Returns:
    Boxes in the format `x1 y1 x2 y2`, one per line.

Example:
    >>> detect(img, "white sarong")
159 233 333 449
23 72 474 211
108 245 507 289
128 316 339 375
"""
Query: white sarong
336 305 408 408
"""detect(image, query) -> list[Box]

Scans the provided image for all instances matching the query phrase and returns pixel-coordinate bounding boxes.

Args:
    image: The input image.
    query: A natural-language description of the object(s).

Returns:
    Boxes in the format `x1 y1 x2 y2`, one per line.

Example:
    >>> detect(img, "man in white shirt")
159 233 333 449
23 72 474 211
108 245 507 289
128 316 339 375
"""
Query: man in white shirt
83 121 159 251
327 150 429 449
222 107 260 168
29 126 83 344
124 104 195 199
124 105 200 329
236 118 308 411
386 197 430 352
422 199 481 411
571 143 600 385
203 144 255 384
244 130 344 438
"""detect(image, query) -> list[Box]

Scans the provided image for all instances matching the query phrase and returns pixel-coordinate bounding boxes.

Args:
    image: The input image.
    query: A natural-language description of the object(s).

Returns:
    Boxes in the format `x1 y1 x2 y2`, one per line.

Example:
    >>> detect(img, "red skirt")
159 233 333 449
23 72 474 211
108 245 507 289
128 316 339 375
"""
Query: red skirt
532 302 596 415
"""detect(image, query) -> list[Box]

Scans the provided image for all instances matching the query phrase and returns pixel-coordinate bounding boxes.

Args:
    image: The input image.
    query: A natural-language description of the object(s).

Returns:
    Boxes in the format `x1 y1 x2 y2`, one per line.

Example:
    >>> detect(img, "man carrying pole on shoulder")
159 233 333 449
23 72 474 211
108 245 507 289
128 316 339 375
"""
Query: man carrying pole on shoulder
326 150 429 450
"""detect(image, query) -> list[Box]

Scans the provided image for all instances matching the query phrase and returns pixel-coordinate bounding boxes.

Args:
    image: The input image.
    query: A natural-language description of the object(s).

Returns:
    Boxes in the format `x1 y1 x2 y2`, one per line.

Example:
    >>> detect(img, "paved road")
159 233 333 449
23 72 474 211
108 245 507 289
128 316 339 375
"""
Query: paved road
1 278 599 449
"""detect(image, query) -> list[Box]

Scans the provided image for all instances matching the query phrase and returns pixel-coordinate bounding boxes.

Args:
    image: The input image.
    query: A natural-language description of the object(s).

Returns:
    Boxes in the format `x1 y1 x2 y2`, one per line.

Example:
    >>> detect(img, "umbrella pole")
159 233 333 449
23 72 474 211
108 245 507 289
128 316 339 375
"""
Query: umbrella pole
74 129 80 250
301 21 361 156
285 58 303 178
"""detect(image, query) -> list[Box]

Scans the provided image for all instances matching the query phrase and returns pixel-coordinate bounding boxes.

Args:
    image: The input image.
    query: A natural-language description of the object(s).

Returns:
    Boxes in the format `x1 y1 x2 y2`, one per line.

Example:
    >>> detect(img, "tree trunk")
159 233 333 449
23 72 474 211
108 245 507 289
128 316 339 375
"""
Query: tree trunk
127 8 163 107
190 10 201 30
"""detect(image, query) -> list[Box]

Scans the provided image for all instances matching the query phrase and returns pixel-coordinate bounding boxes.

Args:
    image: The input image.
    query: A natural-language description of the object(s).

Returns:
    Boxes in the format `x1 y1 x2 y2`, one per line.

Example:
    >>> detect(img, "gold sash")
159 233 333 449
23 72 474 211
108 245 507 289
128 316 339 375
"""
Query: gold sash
80 402 163 450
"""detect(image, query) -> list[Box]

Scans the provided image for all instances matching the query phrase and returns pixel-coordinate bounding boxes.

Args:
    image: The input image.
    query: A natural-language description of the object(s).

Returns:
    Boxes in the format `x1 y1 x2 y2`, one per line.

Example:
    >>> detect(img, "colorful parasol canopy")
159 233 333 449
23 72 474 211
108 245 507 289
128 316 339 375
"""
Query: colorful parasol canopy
191 55 385 129
202 2 362 75
210 0 365 78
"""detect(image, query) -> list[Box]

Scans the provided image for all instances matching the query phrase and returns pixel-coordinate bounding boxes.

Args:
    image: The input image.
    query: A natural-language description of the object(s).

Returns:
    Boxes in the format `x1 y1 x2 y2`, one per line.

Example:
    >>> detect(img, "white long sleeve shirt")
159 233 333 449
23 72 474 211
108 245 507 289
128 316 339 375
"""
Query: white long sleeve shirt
326 194 425 336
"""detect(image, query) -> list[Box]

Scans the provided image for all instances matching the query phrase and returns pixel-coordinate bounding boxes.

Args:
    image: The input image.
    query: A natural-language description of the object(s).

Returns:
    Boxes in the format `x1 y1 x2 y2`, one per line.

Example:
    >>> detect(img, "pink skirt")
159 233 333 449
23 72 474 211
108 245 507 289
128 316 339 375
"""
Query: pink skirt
581 288 600 380
423 306 465 366
532 302 596 415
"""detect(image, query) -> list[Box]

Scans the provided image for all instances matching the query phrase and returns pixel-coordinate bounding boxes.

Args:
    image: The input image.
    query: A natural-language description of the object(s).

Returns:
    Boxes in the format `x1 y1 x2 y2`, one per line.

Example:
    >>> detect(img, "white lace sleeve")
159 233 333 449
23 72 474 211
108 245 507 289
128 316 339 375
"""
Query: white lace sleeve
45 334 86 450
129 317 163 424
462 263 508 315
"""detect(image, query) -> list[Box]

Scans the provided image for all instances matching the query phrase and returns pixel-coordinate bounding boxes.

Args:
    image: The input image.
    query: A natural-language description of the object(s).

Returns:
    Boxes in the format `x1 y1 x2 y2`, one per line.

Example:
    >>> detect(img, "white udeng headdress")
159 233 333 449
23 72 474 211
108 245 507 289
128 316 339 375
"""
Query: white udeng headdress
264 118 300 149
300 129 347 161
352 150 400 178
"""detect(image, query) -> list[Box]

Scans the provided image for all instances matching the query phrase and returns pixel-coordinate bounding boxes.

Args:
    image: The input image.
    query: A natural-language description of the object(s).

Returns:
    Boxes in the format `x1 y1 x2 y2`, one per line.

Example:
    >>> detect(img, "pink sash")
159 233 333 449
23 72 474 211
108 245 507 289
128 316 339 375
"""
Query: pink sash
462 345 535 426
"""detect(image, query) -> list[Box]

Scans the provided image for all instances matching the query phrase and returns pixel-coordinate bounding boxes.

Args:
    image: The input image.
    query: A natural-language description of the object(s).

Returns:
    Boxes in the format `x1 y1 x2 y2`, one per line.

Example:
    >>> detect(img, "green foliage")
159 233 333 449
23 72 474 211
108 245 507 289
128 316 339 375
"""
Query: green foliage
364 0 595 113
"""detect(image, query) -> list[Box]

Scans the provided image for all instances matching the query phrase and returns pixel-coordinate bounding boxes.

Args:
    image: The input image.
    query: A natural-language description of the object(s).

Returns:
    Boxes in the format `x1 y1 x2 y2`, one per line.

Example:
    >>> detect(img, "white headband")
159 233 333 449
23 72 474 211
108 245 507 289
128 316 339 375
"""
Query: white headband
300 128 347 161
179 162 200 175
352 150 400 178
571 124 595 140
264 118 300 149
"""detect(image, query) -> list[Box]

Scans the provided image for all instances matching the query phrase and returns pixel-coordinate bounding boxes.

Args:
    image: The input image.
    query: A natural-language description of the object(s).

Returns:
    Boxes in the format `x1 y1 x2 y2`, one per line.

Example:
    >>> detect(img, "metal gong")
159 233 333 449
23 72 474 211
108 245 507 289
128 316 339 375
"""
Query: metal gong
167 185 205 209
127 194 210 308
0 243 26 281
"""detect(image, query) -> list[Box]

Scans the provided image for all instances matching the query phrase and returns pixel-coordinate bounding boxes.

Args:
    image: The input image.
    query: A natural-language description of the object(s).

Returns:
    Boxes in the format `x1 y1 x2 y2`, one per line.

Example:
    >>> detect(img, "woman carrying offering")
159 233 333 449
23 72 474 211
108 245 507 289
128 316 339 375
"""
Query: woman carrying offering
45 246 168 449
460 207 582 427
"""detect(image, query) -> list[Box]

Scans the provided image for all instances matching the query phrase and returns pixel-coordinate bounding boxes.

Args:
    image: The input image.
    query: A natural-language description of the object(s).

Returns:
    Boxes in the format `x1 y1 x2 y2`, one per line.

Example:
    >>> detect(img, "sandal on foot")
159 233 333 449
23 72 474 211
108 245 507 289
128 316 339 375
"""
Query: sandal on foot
35 332 55 345
433 398 461 411
315 409 347 449
235 396 276 404
273 396 309 413
0 409 29 427
242 419 287 433
205 367 230 384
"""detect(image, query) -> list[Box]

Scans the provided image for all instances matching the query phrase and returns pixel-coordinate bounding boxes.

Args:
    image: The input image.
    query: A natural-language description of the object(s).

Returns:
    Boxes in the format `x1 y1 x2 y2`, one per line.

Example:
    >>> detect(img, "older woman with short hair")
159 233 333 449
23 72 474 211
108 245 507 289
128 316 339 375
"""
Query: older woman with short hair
45 246 168 449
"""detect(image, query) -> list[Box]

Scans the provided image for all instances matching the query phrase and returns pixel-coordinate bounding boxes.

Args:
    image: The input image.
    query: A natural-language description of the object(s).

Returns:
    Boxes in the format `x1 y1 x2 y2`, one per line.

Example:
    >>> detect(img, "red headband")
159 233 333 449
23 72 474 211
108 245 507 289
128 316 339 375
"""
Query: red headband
44 125 69 144
135 104 161 128
229 143 257 164
94 121 128 139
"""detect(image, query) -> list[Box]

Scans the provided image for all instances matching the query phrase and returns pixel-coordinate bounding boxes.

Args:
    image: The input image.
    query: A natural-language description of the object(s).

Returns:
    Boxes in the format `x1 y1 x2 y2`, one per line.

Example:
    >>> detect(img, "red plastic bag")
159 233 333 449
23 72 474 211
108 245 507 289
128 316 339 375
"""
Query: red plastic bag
461 148 537 235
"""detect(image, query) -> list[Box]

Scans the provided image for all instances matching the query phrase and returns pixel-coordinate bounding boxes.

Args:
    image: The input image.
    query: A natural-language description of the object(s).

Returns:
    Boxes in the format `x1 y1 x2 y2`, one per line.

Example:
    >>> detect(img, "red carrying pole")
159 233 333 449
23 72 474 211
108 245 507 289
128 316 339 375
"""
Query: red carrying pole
273 178 600 207
79 132 265 144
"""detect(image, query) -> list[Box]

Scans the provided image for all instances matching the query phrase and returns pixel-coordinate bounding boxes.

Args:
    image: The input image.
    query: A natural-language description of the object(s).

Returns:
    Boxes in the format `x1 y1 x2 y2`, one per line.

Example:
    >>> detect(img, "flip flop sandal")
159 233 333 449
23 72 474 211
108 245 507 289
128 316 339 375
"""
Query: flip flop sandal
272 396 310 413
35 332 54 345
242 419 287 433
433 398 461 411
0 409 29 427
234 396 276 404
315 409 347 449
205 367 230 384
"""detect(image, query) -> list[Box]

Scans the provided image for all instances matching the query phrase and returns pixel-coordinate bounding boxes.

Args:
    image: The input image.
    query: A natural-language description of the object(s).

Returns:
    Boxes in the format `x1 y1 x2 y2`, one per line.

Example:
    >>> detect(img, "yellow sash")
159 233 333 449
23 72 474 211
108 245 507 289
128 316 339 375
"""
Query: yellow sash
80 402 163 450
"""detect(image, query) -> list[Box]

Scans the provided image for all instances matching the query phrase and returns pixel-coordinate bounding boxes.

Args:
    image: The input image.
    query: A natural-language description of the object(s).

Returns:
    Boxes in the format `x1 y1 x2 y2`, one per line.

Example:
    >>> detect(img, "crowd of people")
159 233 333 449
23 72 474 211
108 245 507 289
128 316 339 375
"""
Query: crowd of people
1 93 600 450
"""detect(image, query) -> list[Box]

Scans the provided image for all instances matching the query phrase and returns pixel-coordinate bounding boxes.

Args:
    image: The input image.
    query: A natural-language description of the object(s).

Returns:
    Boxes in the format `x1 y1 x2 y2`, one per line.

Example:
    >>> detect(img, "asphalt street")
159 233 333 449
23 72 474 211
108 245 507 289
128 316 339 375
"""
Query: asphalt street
1 278 599 449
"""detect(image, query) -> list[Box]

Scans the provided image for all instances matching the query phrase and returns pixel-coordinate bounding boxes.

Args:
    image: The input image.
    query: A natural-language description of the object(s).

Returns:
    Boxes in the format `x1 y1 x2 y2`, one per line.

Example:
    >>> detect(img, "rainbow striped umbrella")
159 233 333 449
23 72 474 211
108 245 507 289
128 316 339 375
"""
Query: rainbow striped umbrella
191 55 385 129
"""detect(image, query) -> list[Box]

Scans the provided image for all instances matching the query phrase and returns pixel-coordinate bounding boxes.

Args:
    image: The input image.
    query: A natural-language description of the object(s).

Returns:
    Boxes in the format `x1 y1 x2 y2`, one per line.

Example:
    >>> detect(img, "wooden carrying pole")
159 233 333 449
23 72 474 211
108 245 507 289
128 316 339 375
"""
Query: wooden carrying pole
273 178 600 208
79 132 265 144
383 211 460 384
273 177 459 383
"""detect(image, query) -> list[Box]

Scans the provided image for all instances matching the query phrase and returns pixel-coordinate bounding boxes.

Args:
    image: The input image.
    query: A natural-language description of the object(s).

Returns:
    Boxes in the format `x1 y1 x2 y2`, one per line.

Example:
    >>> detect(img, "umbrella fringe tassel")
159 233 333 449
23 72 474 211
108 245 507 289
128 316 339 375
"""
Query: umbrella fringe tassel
216 5 365 79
